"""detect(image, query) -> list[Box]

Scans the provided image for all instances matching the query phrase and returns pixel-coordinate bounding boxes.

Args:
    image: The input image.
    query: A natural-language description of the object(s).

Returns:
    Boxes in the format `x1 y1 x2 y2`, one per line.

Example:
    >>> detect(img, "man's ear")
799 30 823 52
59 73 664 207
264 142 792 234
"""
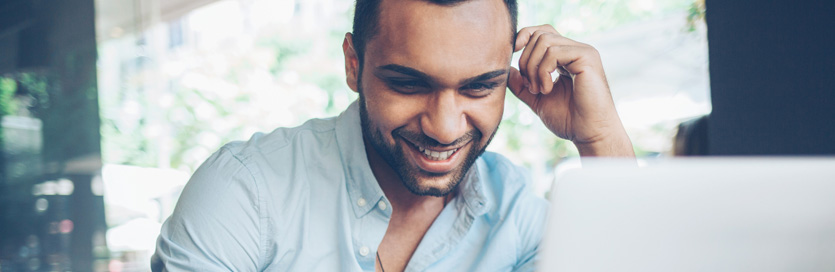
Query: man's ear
343 33 360 93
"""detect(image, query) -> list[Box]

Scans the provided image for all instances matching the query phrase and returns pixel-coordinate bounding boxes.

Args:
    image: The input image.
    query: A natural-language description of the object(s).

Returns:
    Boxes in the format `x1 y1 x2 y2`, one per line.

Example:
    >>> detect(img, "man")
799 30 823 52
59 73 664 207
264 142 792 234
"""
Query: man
152 0 633 270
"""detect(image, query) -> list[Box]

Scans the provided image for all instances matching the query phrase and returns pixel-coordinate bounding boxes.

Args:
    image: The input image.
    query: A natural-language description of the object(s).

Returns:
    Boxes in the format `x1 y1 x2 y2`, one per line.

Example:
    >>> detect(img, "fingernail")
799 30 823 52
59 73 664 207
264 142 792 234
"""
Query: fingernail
523 81 531 93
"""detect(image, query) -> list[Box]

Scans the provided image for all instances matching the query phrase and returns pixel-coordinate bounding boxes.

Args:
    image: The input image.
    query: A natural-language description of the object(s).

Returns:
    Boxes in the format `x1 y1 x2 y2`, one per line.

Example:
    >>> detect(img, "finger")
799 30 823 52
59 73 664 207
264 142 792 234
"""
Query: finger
514 27 534 52
518 30 542 82
520 31 551 93
535 45 583 96
515 25 559 52
539 45 564 94
507 67 538 109
549 43 599 76
539 43 608 99
516 25 557 79
538 62 556 95
527 32 560 94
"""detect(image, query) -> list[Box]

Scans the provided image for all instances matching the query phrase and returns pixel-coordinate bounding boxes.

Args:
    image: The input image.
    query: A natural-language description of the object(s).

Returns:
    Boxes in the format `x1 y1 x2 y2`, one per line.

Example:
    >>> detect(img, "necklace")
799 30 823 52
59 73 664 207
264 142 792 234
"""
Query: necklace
376 251 385 272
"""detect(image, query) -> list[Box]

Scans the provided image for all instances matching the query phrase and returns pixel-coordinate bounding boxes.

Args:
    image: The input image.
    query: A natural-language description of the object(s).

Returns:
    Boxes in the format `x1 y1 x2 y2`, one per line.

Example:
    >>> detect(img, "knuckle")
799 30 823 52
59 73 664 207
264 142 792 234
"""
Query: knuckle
539 67 551 78
576 41 597 52
519 58 528 68
527 61 538 72
544 33 561 44
532 29 549 38
545 46 559 57
545 24 557 32
586 45 601 58
529 30 541 41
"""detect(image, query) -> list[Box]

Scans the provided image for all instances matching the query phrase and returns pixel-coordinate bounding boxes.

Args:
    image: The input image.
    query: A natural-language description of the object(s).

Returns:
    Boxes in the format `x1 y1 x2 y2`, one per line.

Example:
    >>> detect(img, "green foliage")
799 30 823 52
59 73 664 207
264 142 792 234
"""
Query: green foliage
98 0 704 173
686 0 706 32
0 73 51 117
17 73 51 117
525 0 694 37
100 117 156 167
0 77 16 116
261 37 313 75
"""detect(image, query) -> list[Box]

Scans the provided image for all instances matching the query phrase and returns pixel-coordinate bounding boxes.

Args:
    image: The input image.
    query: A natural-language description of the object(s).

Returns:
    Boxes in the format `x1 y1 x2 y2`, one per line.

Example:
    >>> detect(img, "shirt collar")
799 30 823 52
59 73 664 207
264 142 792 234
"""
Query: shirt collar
335 100 386 218
456 159 491 217
335 100 490 218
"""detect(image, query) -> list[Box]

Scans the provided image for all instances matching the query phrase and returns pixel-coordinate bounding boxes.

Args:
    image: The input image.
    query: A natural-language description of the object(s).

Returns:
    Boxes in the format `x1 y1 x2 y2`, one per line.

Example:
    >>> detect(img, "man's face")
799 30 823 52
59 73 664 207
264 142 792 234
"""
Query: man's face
356 0 512 196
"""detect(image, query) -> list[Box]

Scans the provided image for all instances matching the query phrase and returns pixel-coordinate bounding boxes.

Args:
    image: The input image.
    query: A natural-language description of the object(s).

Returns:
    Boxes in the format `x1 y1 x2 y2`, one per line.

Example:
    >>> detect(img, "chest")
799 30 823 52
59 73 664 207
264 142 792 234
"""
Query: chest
264 184 519 272
376 213 440 271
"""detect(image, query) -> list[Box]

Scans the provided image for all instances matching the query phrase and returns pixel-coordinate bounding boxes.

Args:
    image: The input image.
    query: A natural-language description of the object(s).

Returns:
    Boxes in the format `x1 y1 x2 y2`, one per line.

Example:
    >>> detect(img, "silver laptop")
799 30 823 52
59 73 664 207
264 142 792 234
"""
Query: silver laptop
539 158 835 272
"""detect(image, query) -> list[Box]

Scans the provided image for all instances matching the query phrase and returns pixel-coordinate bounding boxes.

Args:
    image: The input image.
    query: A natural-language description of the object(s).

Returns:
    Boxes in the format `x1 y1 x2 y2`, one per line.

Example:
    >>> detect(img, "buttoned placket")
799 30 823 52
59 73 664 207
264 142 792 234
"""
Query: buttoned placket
343 165 486 271
335 101 487 271
402 162 490 271
351 193 393 271
346 173 394 271
335 102 392 271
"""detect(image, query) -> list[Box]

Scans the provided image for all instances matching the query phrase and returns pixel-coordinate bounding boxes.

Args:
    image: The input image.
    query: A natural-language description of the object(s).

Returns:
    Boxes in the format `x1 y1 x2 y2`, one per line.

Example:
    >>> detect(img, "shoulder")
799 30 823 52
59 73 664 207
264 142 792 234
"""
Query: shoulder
154 117 345 270
154 145 264 270
217 115 345 209
219 117 343 191
223 116 339 160
191 116 340 203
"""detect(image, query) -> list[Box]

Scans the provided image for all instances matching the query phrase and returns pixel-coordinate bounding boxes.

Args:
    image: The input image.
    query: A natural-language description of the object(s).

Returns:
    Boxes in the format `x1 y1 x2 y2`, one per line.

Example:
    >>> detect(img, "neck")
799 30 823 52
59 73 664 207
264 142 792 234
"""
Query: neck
364 138 452 214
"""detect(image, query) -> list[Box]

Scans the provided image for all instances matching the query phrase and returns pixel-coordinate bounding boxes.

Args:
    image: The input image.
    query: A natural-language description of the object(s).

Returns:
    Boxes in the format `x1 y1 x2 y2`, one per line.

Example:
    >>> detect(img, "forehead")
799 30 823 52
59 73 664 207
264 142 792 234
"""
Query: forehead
368 0 513 81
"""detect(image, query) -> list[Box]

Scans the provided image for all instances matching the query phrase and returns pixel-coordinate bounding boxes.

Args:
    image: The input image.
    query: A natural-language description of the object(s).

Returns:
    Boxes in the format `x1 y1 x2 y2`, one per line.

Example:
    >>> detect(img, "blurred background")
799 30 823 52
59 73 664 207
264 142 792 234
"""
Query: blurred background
1 0 832 271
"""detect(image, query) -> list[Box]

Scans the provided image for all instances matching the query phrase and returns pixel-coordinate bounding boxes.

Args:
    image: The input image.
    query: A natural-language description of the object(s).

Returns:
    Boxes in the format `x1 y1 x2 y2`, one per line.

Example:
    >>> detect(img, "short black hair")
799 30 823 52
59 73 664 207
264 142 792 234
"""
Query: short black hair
351 0 518 68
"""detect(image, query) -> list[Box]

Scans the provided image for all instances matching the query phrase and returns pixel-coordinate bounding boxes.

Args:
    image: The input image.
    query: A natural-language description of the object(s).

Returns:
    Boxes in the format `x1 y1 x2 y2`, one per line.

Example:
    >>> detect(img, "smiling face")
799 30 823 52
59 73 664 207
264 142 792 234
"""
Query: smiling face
347 0 513 196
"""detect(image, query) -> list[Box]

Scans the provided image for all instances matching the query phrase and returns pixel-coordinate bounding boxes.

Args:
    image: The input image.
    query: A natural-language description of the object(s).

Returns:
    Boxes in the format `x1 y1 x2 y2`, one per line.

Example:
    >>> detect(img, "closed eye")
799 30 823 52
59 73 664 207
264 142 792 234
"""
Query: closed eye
461 82 500 96
387 79 430 93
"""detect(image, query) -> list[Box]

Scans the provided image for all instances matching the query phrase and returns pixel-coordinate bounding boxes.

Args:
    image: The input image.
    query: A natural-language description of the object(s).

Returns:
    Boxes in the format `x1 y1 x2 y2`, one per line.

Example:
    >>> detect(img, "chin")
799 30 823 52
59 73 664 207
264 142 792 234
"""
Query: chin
402 173 460 197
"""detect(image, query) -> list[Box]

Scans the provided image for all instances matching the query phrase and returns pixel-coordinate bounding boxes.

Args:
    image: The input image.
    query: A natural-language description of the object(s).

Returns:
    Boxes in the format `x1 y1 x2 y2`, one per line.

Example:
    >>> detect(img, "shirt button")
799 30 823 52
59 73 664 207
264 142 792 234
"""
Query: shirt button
357 198 367 207
378 201 387 211
359 246 370 256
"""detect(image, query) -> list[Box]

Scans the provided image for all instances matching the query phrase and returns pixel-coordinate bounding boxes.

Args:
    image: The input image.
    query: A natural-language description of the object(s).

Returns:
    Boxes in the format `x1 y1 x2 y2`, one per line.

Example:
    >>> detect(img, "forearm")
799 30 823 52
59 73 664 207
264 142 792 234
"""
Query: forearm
574 129 635 157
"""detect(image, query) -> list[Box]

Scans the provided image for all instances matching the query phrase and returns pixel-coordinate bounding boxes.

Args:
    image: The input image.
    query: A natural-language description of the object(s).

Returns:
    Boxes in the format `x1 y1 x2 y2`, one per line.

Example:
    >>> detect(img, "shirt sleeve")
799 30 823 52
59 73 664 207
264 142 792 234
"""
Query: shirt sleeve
151 147 263 271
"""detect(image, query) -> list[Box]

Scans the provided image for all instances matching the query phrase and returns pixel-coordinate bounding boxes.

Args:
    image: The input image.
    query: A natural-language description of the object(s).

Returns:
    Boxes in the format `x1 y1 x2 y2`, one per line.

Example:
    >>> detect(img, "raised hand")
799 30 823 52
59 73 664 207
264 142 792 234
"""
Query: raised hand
507 25 634 156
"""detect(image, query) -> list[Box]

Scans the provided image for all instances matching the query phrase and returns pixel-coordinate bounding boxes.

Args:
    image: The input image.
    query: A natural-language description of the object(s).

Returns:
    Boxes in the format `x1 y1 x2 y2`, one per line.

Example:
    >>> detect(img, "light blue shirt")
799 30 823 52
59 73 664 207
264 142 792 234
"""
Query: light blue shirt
152 100 549 271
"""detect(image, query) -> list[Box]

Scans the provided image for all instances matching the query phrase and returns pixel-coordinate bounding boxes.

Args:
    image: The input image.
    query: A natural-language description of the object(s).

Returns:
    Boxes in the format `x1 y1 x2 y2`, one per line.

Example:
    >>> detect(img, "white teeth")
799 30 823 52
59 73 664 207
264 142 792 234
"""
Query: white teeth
417 145 458 161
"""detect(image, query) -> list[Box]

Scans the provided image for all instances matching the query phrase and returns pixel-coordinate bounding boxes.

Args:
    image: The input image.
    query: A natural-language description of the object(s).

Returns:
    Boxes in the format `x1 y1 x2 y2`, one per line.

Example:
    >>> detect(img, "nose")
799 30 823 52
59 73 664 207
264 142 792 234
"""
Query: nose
420 90 468 145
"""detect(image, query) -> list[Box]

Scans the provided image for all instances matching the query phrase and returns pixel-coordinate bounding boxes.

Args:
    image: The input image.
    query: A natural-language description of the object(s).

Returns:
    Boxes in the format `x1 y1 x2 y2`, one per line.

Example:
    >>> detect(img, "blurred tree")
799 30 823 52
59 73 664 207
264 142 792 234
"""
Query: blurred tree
98 0 705 174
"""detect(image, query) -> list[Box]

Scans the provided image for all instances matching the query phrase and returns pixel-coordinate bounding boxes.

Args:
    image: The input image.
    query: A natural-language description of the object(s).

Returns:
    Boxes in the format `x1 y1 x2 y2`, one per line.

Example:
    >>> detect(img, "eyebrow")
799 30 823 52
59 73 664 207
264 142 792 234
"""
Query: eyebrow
374 64 507 86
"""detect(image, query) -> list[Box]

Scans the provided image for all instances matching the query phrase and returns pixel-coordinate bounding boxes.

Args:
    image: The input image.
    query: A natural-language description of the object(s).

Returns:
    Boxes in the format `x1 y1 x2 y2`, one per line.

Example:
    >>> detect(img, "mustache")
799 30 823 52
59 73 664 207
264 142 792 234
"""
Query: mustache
393 127 482 149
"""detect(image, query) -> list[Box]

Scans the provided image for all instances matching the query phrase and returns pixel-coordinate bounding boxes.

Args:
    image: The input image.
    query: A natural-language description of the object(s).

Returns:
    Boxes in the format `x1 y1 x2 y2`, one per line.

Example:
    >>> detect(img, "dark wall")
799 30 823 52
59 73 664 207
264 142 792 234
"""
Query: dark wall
705 1 835 155
1 0 106 270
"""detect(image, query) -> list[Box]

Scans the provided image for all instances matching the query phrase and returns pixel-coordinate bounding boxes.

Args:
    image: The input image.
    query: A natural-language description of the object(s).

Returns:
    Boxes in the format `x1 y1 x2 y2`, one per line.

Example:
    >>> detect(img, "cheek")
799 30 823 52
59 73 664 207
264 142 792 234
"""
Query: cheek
468 90 505 139
362 80 425 139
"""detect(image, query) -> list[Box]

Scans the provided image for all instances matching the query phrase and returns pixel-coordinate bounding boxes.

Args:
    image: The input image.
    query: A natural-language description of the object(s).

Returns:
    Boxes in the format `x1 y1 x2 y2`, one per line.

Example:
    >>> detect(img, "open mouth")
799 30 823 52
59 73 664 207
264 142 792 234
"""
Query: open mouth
415 145 459 161
401 136 464 162
397 133 473 174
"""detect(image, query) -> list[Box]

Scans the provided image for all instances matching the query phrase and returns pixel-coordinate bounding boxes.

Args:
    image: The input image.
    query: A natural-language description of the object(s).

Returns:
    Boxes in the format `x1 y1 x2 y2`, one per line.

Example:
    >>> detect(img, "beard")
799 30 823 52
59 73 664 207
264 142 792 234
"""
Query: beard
358 91 497 197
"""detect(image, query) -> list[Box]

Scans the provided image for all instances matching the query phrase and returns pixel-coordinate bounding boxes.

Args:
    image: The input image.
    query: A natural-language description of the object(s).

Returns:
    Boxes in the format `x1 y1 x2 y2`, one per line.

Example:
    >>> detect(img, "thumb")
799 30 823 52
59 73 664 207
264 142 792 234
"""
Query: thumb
508 67 537 109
